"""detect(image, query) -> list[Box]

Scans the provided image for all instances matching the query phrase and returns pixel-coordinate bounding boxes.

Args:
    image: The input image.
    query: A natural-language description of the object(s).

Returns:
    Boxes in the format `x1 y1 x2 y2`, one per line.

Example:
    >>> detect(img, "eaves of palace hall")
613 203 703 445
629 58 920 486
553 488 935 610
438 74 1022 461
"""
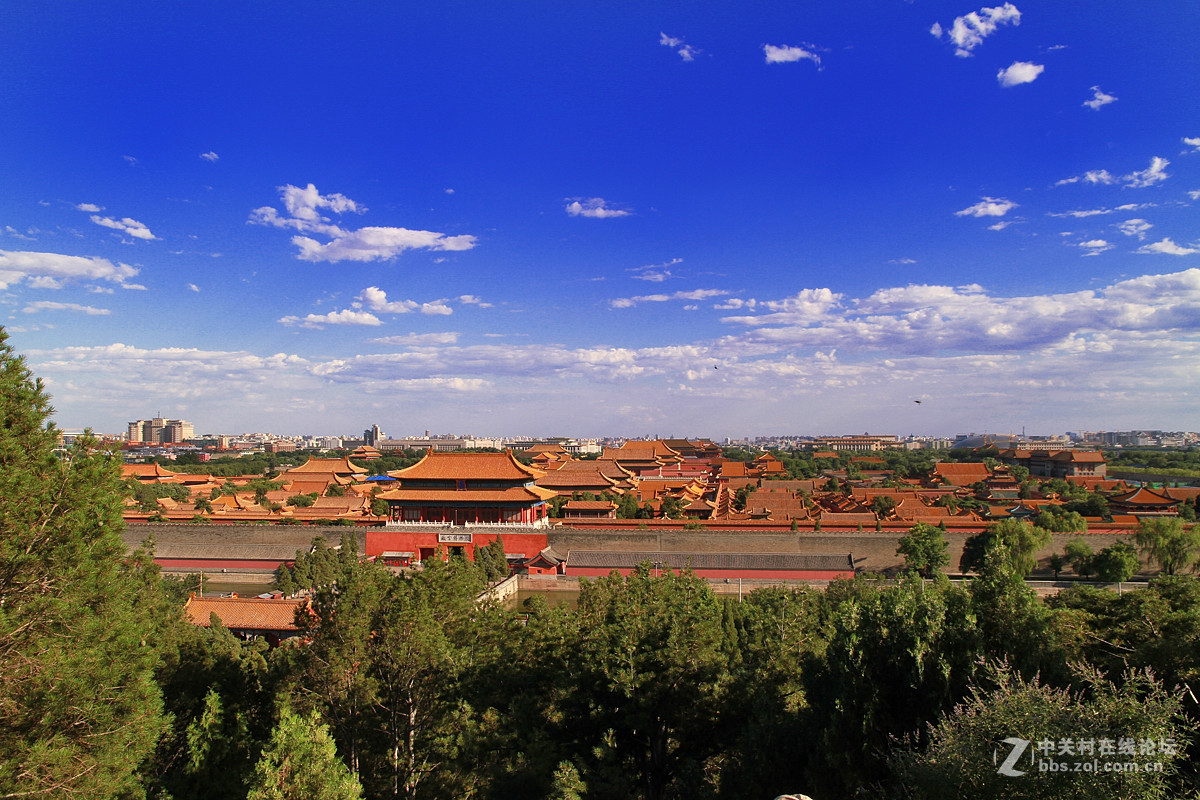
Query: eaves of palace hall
376 450 556 527
367 450 555 567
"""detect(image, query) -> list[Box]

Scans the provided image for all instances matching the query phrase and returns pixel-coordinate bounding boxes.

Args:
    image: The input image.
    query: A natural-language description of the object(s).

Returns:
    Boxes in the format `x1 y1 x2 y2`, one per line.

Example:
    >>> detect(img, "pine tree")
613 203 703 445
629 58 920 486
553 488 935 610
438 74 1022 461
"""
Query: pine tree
246 708 363 800
0 328 167 796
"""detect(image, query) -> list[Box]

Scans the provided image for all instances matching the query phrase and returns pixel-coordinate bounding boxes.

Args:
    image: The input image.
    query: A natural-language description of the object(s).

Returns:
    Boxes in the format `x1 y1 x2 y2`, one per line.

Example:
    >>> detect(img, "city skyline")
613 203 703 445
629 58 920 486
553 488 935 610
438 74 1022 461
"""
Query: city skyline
2 2 1197 439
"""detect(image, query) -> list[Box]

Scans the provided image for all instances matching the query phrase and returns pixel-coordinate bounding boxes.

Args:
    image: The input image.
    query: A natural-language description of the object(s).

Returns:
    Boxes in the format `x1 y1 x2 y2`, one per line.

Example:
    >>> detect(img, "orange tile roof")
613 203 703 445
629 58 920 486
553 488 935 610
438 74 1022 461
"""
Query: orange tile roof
378 485 557 503
389 450 543 481
283 456 368 476
184 596 307 631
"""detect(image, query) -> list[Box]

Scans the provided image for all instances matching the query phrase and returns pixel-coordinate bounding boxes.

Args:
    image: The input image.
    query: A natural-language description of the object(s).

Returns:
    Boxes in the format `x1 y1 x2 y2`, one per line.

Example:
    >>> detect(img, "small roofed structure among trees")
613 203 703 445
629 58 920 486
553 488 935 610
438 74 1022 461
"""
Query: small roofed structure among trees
184 595 310 646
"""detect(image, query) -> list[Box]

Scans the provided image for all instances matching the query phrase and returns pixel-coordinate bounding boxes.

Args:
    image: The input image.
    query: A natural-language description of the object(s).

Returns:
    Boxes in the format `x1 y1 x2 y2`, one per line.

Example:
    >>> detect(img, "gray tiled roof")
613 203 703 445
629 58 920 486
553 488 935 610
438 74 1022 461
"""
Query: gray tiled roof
566 550 853 572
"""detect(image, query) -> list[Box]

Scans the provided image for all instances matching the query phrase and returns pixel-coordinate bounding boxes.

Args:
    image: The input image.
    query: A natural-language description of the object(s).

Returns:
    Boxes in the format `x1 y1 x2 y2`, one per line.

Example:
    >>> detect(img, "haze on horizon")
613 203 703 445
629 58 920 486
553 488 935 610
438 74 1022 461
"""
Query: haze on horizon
1 2 1197 440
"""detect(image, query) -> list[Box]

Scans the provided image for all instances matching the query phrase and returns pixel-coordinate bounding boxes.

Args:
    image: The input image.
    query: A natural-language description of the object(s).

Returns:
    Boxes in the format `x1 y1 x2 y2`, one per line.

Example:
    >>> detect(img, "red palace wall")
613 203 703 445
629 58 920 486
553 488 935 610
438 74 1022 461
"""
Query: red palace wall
365 529 549 564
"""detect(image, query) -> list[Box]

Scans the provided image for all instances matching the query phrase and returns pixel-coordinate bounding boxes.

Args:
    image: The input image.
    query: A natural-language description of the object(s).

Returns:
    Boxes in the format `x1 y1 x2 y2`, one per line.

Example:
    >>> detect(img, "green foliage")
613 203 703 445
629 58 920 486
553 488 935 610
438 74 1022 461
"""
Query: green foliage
286 491 319 507
476 536 511 582
960 519 1052 576
1033 508 1088 533
806 576 980 794
564 566 731 799
732 484 752 511
325 483 346 497
246 707 363 800
871 494 897 518
659 495 685 519
896 522 950 577
1136 517 1200 575
125 475 192 511
1064 537 1094 577
0 329 168 798
889 665 1192 800
1092 540 1140 583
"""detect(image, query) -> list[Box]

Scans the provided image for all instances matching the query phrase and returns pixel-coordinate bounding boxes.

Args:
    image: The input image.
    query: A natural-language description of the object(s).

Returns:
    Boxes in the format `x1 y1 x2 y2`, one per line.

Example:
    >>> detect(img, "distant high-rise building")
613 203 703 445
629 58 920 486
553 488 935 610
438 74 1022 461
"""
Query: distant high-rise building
364 423 384 447
127 417 194 444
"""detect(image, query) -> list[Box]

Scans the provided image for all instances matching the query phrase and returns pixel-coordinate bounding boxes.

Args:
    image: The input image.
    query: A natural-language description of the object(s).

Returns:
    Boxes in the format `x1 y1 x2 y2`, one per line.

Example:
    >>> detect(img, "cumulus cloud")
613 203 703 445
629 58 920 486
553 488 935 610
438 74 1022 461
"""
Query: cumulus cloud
1137 238 1198 256
22 269 1200 433
279 309 383 328
610 289 729 309
1084 86 1117 110
630 257 682 282
75 203 103 213
22 300 110 315
659 32 699 61
1125 157 1170 188
565 197 632 219
1183 137 1200 153
457 294 493 308
763 43 822 68
931 3 1021 57
720 270 1200 357
997 61 1043 87
369 332 460 346
250 183 476 262
1117 219 1152 239
956 197 1018 218
0 250 139 290
90 214 157 240
1057 158 1169 190
1078 239 1114 256
356 286 455 315
200 151 219 162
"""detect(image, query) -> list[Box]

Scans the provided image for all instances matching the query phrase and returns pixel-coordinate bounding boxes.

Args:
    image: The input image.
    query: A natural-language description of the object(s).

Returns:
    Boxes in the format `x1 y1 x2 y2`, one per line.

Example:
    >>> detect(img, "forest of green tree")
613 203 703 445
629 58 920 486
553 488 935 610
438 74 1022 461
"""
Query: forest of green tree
5 328 1200 799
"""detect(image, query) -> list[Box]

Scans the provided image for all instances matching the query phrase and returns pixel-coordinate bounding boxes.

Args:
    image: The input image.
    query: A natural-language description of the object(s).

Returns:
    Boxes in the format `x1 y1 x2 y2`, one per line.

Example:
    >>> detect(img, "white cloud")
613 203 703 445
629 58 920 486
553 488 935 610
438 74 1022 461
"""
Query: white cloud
90 214 157 240
565 198 632 219
1078 239 1114 256
22 300 110 315
1125 157 1169 188
250 183 476 262
279 309 383 328
457 294 493 308
1183 137 1200 153
354 286 455 316
659 32 699 61
610 289 729 309
0 250 139 290
369 332 460 346
187 283 200 292
1117 219 1152 239
1137 238 1197 256
200 151 219 162
763 44 822 68
1084 86 1117 110
358 286 420 314
932 3 1021 57
75 203 103 213
997 61 1043 87
1189 190 1200 200
956 197 1018 218
1056 159 1169 190
22 269 1200 434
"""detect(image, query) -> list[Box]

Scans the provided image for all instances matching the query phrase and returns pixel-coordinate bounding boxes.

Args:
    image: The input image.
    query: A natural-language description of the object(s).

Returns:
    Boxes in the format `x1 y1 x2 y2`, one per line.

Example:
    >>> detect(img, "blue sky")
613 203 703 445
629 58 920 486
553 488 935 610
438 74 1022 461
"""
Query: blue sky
1 1 1197 439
